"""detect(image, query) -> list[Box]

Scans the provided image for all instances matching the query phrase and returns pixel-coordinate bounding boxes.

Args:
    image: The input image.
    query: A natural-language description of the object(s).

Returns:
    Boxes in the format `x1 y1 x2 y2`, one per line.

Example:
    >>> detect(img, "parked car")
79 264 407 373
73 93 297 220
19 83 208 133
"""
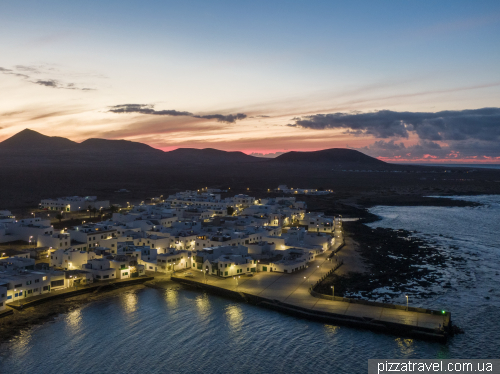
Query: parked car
184 272 193 278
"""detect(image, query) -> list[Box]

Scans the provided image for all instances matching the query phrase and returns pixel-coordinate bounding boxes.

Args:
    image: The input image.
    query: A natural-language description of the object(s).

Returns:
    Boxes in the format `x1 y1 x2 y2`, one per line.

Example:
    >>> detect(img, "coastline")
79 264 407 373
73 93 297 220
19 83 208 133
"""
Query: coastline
314 222 456 302
1 194 492 344
0 282 150 344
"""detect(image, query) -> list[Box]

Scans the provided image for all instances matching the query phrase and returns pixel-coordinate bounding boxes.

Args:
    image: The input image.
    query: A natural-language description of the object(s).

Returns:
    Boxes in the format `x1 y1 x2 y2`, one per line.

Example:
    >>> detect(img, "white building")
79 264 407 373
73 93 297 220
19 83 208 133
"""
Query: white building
109 256 135 279
206 254 257 278
83 258 116 281
156 251 191 273
300 213 335 233
37 231 71 250
259 248 316 274
184 241 257 278
0 210 15 222
0 217 53 243
40 196 110 212
67 224 117 250
50 249 101 270
0 269 65 304
275 185 332 195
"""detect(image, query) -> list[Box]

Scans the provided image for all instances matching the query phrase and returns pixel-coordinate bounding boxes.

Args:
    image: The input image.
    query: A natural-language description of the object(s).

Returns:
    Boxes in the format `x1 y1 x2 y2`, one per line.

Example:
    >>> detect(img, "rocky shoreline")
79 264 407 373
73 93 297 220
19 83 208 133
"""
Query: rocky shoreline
0 194 487 343
315 220 465 303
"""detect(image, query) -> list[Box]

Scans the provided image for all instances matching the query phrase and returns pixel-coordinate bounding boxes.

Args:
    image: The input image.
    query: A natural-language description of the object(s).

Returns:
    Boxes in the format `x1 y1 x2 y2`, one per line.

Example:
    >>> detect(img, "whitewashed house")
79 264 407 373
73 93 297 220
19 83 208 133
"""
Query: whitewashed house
83 258 116 281
40 196 110 212
156 251 191 273
0 269 65 304
37 231 71 250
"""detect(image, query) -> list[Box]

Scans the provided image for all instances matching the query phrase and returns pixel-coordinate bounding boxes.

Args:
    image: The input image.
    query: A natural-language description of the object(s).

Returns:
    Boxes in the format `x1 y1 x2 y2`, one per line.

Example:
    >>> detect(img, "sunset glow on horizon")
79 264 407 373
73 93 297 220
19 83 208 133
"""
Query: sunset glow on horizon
1 0 500 163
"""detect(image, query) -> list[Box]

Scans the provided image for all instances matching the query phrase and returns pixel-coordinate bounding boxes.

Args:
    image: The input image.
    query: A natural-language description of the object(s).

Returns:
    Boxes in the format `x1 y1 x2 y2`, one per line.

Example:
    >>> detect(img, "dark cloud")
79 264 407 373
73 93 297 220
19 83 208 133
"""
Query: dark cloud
0 67 28 80
14 73 30 79
369 139 407 150
34 79 59 87
31 79 94 90
108 104 192 117
360 138 500 160
108 104 247 123
290 108 500 142
193 113 247 123
0 65 93 90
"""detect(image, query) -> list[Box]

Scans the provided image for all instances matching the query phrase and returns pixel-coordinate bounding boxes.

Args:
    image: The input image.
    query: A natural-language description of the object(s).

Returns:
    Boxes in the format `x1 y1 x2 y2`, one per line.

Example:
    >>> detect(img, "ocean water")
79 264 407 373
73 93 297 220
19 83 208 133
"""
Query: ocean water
366 195 500 309
414 164 500 169
1 195 499 373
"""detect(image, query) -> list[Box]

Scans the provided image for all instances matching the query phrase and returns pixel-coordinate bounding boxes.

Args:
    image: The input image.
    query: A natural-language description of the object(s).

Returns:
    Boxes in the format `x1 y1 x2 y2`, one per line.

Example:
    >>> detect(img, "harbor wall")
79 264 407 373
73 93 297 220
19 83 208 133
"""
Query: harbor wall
172 276 448 343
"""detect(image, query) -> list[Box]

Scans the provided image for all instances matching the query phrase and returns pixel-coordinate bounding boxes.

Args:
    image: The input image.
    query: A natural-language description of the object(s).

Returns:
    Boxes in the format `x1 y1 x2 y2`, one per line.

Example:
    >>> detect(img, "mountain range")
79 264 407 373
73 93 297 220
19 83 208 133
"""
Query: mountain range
0 128 385 166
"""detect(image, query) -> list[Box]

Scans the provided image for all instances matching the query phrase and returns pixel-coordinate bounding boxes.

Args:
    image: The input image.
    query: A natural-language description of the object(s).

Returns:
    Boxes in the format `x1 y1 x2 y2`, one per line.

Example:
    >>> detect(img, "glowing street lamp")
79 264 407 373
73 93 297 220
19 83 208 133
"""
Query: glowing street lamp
406 295 409 311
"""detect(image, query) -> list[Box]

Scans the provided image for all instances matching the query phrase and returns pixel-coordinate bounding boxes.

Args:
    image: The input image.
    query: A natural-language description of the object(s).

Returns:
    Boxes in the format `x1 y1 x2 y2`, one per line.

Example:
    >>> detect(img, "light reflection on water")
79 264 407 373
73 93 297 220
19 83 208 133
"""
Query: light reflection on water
324 324 340 336
122 291 138 314
225 304 243 331
165 288 178 308
395 338 415 356
65 308 82 331
1 197 500 373
195 293 211 316
0 286 498 374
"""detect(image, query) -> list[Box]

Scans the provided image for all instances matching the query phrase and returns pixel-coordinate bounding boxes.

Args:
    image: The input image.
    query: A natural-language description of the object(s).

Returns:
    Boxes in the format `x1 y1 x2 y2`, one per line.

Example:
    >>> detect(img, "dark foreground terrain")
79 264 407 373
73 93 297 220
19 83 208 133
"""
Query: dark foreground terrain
1 129 499 215
1 159 499 217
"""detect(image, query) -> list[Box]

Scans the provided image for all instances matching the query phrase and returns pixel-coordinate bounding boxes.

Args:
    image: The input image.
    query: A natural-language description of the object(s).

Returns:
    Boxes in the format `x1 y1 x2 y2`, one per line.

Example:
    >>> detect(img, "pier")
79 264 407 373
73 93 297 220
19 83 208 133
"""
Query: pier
172 231 450 343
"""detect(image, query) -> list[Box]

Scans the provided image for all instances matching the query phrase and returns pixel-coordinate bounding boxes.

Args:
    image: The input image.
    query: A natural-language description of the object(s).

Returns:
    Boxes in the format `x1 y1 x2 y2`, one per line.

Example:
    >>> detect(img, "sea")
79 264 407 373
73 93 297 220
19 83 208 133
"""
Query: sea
0 195 499 374
414 163 500 169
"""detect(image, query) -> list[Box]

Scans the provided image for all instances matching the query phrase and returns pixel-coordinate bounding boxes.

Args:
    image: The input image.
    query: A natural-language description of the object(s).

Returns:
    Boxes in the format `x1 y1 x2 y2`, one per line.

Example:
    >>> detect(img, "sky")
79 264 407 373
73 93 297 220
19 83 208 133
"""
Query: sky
1 0 500 163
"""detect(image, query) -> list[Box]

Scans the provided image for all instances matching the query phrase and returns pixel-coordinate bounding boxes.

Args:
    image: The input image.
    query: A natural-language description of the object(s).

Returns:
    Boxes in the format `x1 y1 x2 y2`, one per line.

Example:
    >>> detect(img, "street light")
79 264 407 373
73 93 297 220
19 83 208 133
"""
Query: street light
331 285 334 298
406 295 409 311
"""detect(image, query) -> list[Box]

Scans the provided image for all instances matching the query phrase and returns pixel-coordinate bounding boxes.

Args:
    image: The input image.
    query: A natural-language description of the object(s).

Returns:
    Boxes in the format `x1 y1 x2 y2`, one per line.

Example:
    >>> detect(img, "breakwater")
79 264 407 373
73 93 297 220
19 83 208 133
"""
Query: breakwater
172 276 449 343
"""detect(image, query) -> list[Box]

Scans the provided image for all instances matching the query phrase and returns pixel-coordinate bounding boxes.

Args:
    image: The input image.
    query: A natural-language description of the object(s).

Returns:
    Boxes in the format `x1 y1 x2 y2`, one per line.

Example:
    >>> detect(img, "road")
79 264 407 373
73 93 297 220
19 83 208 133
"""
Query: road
179 226 446 330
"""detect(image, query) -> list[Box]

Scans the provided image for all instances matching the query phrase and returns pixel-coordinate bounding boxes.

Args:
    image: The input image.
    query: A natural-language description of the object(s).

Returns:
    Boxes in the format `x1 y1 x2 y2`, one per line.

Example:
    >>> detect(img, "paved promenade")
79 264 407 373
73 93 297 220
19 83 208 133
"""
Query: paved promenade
178 228 446 331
